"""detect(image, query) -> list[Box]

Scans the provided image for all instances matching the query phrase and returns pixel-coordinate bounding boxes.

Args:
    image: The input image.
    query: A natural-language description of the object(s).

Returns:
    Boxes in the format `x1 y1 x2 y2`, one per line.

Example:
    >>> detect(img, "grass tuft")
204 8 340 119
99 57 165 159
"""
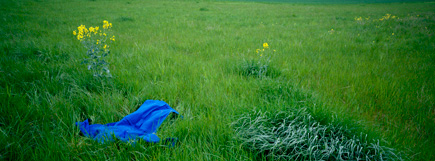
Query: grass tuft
238 59 281 78
199 7 209 11
233 108 403 160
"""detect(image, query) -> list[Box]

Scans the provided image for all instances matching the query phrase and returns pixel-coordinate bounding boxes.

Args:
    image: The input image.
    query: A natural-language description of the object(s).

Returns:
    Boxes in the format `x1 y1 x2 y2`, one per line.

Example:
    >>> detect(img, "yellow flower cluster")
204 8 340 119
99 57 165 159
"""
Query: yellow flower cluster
73 25 89 41
73 20 114 41
256 42 275 57
103 20 112 29
263 43 269 48
379 13 397 21
355 14 398 23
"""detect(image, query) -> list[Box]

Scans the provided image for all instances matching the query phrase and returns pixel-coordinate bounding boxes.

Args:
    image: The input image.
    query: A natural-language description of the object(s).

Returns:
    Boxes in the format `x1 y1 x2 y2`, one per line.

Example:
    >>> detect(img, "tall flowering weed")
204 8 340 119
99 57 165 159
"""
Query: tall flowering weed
73 20 115 77
254 43 275 78
240 43 276 78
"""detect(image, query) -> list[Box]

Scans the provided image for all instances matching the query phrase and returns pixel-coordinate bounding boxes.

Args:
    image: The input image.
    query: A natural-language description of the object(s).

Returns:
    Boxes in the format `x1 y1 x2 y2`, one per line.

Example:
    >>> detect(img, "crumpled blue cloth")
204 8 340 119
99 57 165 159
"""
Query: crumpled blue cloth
76 100 179 143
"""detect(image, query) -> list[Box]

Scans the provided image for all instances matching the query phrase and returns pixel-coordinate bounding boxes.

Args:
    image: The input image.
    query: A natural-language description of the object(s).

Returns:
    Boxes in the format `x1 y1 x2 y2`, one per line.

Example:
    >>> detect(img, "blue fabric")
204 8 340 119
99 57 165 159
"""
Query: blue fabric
76 100 179 143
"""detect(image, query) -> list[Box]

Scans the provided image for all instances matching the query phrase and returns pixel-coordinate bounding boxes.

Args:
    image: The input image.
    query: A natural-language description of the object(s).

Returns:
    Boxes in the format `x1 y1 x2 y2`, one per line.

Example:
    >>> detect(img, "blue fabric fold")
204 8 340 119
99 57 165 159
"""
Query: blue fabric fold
76 100 179 143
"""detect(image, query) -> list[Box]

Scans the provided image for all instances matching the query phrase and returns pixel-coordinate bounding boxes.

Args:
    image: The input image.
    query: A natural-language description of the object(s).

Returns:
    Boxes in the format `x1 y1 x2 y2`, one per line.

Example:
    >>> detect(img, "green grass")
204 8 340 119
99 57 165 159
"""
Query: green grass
233 108 403 160
221 0 435 4
1 0 434 160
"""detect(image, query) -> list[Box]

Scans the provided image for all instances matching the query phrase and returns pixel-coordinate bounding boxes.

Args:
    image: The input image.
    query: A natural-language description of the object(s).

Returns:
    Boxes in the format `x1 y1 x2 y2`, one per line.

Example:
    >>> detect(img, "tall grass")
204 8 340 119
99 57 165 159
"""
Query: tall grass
233 108 403 160
1 0 434 160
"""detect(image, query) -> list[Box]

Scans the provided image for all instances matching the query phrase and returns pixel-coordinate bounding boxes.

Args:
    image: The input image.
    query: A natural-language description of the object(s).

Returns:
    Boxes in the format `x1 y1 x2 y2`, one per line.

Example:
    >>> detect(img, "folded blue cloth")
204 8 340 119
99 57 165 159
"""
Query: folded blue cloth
76 100 179 143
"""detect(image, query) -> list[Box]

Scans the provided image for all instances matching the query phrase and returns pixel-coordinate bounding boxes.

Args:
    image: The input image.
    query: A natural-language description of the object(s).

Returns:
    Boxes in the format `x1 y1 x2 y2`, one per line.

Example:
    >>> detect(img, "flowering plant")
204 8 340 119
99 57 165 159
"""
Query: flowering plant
240 43 275 78
254 43 275 78
73 20 115 77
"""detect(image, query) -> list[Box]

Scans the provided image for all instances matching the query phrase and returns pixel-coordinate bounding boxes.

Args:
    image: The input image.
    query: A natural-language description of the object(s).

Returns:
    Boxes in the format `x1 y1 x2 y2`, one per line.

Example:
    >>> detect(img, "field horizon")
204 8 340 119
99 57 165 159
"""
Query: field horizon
1 0 434 160
221 0 435 4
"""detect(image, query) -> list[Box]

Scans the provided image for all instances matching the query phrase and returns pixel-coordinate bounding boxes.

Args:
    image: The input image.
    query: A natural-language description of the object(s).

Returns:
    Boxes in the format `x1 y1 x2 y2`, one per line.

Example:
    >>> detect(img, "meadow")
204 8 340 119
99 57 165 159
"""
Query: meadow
0 0 434 160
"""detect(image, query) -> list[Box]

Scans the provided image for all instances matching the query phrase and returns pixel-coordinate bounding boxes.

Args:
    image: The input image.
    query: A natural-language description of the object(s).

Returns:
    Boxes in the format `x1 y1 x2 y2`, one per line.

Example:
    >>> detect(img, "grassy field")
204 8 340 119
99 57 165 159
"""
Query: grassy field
223 0 435 4
1 0 434 160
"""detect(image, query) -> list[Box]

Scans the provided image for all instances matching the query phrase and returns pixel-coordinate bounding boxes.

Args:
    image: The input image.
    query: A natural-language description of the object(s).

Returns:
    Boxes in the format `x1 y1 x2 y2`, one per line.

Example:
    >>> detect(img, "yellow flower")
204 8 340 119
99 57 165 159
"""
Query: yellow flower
329 29 334 34
384 14 391 20
110 36 115 41
260 54 263 57
77 25 86 32
256 49 260 53
103 45 107 49
263 43 269 48
73 30 77 35
392 33 394 35
103 20 111 29
89 27 94 33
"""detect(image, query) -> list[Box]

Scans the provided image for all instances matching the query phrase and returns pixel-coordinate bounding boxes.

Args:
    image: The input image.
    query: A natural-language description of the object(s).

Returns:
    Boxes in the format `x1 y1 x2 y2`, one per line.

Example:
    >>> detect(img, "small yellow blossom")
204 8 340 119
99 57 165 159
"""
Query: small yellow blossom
103 20 112 29
354 17 362 21
256 49 260 53
73 31 77 35
392 33 394 35
329 29 335 34
263 43 269 48
384 14 391 20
